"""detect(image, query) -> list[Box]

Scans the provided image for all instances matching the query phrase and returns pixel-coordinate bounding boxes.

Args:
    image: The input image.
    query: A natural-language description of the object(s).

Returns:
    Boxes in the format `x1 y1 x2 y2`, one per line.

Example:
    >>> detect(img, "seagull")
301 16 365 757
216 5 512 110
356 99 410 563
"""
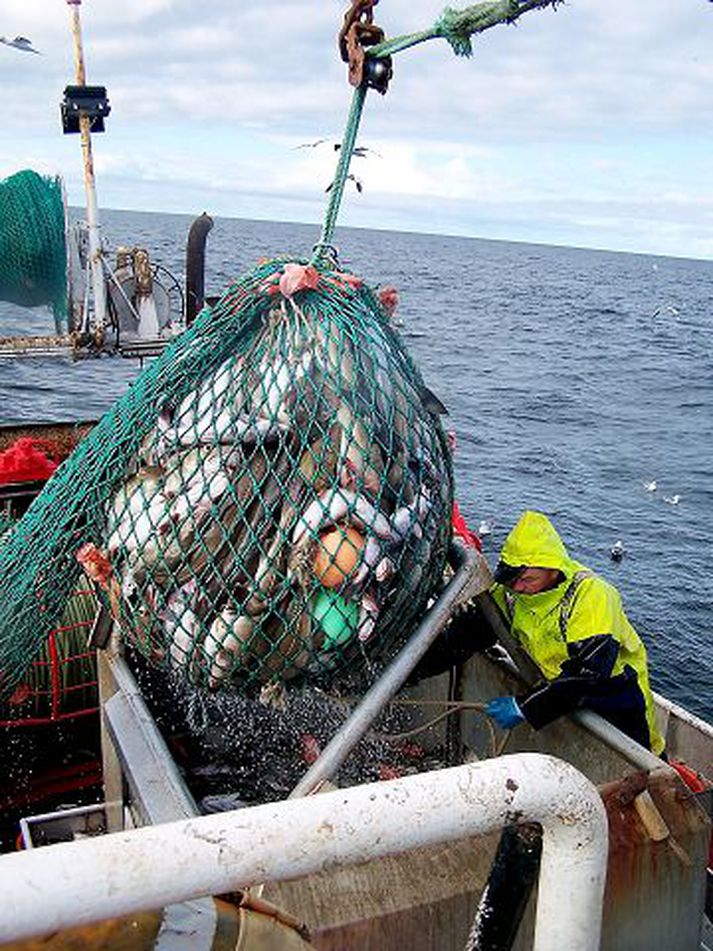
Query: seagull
478 520 494 537
294 140 381 159
334 143 382 159
610 540 626 562
663 494 681 506
0 35 41 54
642 479 657 492
325 173 363 194
293 138 329 150
651 304 680 319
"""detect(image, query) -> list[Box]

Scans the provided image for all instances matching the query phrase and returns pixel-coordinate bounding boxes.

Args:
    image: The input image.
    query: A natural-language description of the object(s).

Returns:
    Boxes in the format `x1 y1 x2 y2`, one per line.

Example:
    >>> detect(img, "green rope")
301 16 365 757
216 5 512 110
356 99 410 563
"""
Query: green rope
311 84 368 264
311 0 562 261
371 0 563 59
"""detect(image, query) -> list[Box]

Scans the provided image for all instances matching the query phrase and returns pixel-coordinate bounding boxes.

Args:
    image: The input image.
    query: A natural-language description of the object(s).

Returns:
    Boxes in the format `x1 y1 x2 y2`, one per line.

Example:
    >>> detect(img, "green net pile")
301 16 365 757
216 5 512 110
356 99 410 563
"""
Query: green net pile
0 257 453 696
0 169 68 329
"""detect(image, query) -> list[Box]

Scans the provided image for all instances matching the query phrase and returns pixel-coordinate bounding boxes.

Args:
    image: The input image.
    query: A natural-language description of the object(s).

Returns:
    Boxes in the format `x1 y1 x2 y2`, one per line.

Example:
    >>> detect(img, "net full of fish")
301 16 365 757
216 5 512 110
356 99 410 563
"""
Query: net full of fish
0 258 452 697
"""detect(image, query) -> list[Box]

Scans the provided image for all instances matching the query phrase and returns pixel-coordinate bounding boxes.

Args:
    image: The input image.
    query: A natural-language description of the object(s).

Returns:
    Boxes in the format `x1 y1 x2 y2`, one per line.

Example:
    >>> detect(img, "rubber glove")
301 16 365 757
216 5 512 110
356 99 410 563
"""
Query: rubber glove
485 696 525 729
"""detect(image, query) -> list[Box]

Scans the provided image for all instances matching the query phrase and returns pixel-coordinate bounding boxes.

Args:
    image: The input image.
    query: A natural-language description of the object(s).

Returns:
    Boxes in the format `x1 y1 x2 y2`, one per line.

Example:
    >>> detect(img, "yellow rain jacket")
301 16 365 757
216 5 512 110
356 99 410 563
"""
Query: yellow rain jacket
492 511 664 755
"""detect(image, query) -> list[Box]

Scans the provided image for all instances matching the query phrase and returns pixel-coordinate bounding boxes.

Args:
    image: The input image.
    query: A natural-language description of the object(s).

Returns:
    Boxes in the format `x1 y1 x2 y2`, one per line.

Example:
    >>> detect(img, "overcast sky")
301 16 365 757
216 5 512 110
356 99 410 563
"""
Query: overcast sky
1 0 712 259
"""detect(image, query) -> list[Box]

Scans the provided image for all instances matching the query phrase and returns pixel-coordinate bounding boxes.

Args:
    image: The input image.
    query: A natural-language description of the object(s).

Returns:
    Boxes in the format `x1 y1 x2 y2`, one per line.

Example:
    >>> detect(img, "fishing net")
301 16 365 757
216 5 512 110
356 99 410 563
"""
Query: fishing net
0 257 453 697
0 169 68 328
0 1 565 700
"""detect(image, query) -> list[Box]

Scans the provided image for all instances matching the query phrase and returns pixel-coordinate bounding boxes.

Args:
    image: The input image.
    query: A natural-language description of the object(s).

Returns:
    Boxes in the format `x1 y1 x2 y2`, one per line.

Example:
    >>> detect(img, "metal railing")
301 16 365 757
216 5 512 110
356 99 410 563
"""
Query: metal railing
0 753 608 950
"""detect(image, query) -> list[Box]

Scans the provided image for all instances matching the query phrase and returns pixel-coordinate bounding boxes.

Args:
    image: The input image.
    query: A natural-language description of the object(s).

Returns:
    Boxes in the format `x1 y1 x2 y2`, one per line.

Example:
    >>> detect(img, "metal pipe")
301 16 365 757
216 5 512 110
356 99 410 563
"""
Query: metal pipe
66 0 107 333
185 212 214 325
289 541 485 797
573 709 667 773
0 753 608 950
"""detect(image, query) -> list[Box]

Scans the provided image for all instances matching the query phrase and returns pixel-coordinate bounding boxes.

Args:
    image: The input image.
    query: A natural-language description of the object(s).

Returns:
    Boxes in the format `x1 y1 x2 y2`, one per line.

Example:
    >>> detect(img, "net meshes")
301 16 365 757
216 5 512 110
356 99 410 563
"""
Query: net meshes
0 258 452 696
0 169 68 327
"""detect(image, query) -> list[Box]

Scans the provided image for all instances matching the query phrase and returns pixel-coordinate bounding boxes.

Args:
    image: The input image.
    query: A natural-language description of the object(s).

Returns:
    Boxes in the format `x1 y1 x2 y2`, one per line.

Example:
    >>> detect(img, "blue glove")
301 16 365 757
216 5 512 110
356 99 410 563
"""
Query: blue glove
485 696 525 729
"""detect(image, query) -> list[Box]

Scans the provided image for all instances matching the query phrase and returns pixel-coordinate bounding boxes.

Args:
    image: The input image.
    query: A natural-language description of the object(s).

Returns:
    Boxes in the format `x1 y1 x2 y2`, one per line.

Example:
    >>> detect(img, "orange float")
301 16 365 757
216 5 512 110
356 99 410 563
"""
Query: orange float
314 525 365 588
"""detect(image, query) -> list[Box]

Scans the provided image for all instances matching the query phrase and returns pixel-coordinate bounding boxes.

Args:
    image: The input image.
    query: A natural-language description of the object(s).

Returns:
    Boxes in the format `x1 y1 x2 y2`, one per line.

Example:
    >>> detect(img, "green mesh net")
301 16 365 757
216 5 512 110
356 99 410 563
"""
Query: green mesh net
0 257 452 696
0 169 68 328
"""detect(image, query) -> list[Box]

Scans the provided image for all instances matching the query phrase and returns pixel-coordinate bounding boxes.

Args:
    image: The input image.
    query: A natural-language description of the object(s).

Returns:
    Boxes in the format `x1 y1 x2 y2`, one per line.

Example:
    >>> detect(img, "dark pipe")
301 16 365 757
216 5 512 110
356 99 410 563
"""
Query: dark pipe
185 212 214 326
465 823 543 951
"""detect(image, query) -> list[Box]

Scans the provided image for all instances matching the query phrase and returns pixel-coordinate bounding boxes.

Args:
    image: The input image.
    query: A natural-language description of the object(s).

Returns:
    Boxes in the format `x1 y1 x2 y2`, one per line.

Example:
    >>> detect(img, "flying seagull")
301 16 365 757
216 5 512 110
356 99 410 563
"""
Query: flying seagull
0 35 41 54
294 140 381 159
293 138 329 150
325 173 363 194
334 143 382 159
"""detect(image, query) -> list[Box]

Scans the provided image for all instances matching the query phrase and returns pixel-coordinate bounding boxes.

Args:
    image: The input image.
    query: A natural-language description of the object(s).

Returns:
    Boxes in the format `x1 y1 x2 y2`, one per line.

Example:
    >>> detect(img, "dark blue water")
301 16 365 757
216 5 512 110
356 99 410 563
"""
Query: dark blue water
1 209 711 721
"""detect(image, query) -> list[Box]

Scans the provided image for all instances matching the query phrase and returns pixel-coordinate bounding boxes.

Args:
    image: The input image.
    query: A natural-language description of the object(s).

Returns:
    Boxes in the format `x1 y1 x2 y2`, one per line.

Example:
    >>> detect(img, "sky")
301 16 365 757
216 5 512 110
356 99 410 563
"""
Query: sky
0 0 712 260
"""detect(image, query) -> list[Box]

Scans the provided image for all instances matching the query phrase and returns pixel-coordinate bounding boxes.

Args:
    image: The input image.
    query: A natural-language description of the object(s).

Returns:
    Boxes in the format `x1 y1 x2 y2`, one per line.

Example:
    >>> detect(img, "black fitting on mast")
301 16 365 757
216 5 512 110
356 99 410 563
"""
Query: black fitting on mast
61 85 111 133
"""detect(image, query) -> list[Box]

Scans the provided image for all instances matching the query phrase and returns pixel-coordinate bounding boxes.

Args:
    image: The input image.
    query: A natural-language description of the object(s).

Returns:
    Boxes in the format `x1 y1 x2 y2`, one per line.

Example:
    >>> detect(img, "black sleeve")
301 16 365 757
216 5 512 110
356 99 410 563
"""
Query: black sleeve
517 634 619 730
406 600 498 684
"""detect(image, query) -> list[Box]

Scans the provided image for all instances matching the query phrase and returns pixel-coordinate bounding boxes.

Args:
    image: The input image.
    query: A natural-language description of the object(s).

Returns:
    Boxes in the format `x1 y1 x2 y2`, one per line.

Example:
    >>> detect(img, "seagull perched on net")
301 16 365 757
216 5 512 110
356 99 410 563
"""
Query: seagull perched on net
0 35 41 54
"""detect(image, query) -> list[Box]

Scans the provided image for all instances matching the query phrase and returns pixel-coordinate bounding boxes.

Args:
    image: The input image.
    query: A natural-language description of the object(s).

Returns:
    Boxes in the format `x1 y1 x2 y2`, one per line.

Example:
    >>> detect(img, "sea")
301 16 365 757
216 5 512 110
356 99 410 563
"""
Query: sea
1 208 711 723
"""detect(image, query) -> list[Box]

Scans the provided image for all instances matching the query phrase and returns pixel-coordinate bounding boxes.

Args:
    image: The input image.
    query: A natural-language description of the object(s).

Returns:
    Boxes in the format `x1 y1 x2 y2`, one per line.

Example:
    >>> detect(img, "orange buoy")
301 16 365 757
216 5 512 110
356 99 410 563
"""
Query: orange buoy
314 525 365 588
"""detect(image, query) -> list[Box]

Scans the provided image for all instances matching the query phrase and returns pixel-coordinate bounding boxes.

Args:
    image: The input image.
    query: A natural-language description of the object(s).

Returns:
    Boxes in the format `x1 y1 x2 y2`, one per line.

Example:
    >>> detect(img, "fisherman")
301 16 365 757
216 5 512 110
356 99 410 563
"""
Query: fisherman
417 510 665 755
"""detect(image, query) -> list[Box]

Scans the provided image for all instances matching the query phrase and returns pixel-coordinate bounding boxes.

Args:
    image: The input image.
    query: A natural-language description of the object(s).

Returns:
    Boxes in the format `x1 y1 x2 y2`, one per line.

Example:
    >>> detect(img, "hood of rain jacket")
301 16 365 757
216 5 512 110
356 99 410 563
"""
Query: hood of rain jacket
499 510 579 578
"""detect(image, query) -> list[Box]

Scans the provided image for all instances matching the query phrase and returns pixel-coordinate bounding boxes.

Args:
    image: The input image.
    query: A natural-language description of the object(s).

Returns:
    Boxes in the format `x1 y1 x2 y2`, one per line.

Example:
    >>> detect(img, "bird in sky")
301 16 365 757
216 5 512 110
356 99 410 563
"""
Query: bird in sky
325 173 363 194
0 35 41 54
293 138 329 150
334 143 383 159
294 140 381 159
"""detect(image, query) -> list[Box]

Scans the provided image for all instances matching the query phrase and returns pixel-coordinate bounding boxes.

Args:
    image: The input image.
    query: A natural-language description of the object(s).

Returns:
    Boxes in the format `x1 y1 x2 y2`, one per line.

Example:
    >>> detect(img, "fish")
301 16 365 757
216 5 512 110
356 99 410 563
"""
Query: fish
203 606 255 690
244 530 288 617
419 384 448 416
106 467 169 559
216 445 296 596
170 355 248 447
391 486 432 543
315 324 356 391
351 535 383 588
375 556 395 583
161 580 202 674
247 599 313 683
259 680 288 711
335 403 383 495
165 446 239 525
358 589 380 643
292 487 393 545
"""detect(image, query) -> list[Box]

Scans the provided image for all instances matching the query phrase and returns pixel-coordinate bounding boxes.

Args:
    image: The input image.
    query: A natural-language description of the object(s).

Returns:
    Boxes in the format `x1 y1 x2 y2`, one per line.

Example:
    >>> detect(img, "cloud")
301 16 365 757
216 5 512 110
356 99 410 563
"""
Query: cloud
1 0 712 258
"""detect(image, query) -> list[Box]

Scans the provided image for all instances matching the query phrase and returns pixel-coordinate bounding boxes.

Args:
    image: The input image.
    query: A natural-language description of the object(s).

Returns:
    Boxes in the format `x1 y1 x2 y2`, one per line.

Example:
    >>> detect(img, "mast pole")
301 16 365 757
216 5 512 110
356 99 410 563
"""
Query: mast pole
66 0 107 335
